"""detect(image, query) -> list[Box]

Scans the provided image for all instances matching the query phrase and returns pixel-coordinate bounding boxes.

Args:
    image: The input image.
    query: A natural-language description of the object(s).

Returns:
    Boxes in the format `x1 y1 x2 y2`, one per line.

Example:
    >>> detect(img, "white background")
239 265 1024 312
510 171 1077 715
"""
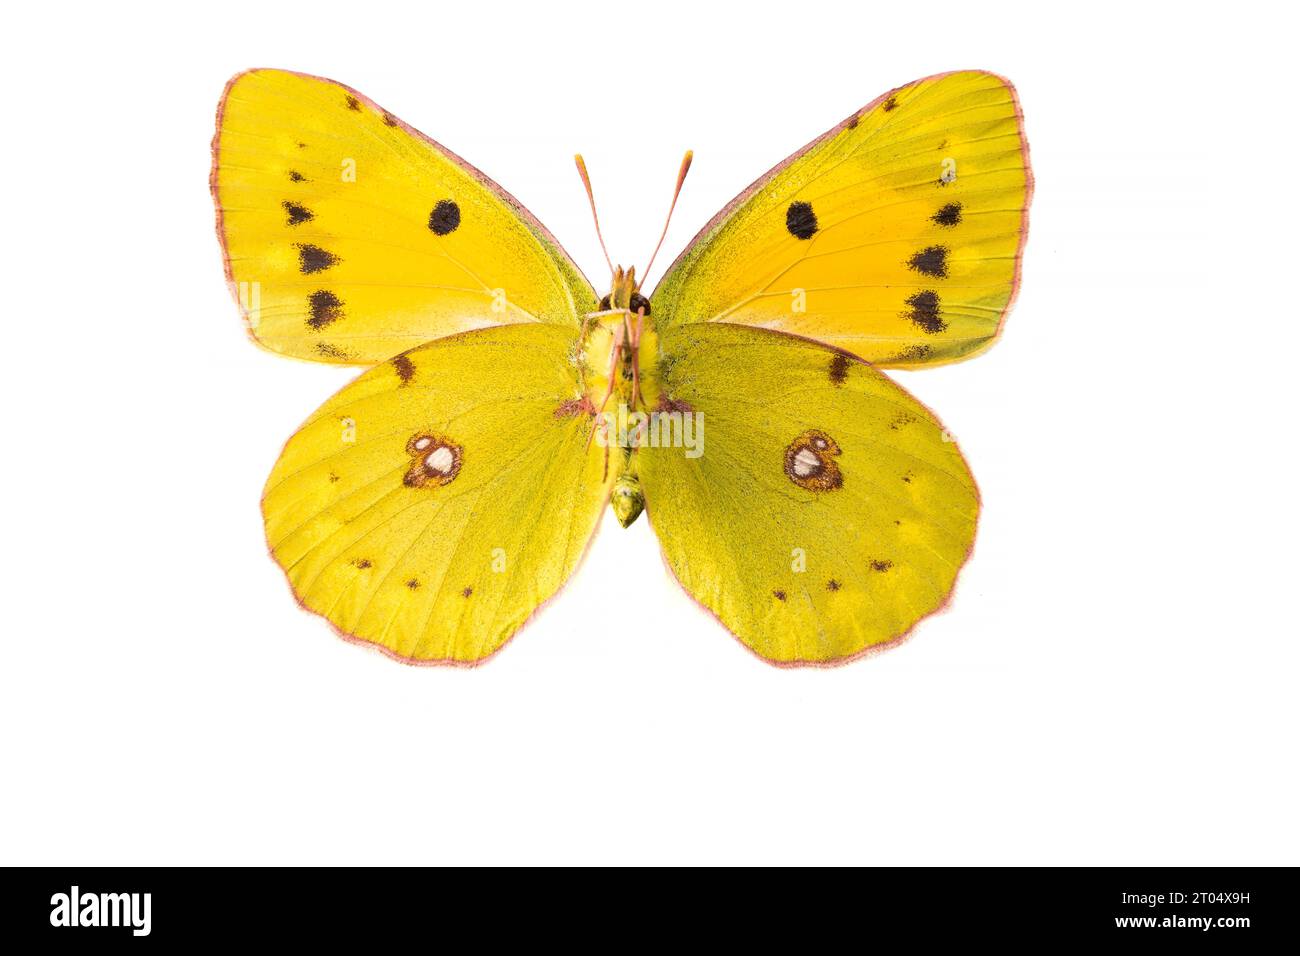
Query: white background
1 0 1296 865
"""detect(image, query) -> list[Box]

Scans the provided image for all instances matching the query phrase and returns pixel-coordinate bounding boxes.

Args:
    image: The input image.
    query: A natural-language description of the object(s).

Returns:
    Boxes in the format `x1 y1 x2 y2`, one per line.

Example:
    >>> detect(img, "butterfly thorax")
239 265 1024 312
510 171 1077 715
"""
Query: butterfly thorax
584 264 657 405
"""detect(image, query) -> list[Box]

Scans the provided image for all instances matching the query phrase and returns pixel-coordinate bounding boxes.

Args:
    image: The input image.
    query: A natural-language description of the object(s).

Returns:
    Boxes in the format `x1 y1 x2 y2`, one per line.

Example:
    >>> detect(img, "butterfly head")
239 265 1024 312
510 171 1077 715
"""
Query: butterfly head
599 265 650 316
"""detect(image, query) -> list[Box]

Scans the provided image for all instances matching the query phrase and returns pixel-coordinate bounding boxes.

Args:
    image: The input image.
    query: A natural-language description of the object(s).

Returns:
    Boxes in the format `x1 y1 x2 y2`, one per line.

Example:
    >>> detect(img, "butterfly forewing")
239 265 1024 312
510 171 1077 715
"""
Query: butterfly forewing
652 70 1031 368
212 69 596 365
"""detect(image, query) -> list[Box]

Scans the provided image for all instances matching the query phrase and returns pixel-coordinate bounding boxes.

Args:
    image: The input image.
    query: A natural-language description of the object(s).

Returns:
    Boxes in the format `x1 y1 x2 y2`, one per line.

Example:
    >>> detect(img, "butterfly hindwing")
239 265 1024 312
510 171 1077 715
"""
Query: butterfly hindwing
639 322 979 664
652 71 1031 369
262 324 611 663
212 69 595 365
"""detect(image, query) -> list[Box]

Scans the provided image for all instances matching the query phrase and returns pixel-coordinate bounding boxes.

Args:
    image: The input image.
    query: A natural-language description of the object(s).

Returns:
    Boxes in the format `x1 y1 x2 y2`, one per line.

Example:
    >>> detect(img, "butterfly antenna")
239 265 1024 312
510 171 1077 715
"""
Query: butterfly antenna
574 154 614 277
641 150 694 286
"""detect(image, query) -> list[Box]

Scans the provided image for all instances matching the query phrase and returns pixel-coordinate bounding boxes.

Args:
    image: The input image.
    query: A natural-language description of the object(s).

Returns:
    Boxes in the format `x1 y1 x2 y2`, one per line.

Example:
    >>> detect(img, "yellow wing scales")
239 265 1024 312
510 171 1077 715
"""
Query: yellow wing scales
212 69 595 364
639 323 979 664
217 67 1027 667
652 70 1031 368
262 325 612 663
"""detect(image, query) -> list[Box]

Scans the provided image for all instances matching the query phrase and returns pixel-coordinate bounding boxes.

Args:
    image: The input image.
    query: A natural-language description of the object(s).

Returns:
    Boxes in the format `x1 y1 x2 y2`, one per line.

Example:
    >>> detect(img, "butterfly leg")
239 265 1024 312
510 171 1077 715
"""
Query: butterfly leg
629 306 645 411
596 321 625 417
577 308 624 392
586 322 625 450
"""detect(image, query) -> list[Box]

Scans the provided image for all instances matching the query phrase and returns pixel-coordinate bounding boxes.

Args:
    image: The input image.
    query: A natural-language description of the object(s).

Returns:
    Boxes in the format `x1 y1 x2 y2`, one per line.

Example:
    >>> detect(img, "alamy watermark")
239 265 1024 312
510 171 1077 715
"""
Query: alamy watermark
593 402 704 458
50 885 151 936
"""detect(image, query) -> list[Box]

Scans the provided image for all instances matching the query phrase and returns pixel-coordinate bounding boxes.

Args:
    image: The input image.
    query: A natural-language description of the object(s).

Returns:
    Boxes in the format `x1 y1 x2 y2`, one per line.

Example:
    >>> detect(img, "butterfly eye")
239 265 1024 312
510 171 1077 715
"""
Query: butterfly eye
597 292 651 316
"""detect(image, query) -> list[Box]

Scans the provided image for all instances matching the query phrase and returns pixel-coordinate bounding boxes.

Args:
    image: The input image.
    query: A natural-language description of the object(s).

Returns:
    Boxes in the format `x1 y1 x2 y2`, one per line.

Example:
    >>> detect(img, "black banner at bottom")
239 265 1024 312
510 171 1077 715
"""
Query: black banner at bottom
2 867 1288 945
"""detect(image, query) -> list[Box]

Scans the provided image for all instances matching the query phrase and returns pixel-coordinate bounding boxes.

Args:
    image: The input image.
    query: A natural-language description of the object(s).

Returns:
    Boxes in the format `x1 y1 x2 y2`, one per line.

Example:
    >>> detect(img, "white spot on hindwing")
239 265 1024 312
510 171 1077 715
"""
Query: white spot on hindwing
792 448 822 477
783 429 844 492
404 432 462 488
424 446 454 474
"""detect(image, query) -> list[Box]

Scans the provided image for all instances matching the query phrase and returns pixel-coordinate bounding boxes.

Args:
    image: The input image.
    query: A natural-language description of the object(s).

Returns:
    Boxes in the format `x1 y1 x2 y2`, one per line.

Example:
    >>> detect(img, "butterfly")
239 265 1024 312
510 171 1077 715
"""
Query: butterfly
211 68 1032 667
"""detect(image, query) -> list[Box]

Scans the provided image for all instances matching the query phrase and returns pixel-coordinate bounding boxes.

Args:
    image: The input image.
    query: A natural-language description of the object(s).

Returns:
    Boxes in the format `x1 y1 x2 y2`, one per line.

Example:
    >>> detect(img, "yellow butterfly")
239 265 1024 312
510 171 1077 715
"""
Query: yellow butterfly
211 68 1032 667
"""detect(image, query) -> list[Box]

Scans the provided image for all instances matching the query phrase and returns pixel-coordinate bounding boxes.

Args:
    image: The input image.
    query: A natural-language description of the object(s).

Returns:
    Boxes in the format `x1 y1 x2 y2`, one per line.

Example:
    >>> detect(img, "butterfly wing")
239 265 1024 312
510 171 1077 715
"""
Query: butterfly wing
212 68 595 364
638 322 978 665
262 324 610 663
651 71 1031 368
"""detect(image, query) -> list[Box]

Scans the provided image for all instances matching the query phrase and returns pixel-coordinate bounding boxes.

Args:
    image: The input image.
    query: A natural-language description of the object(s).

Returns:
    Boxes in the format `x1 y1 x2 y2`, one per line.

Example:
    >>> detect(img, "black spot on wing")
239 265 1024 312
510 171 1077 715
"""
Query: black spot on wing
827 579 841 592
870 559 894 572
382 111 398 127
314 341 352 360
392 354 415 385
785 201 818 240
352 558 372 569
882 96 898 112
773 589 787 602
406 578 421 590
283 201 314 226
345 95 361 111
428 199 461 235
288 170 307 183
462 586 473 598
307 290 344 329
908 246 950 279
932 202 962 227
297 244 339 274
895 344 932 363
829 353 850 386
903 291 945 333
